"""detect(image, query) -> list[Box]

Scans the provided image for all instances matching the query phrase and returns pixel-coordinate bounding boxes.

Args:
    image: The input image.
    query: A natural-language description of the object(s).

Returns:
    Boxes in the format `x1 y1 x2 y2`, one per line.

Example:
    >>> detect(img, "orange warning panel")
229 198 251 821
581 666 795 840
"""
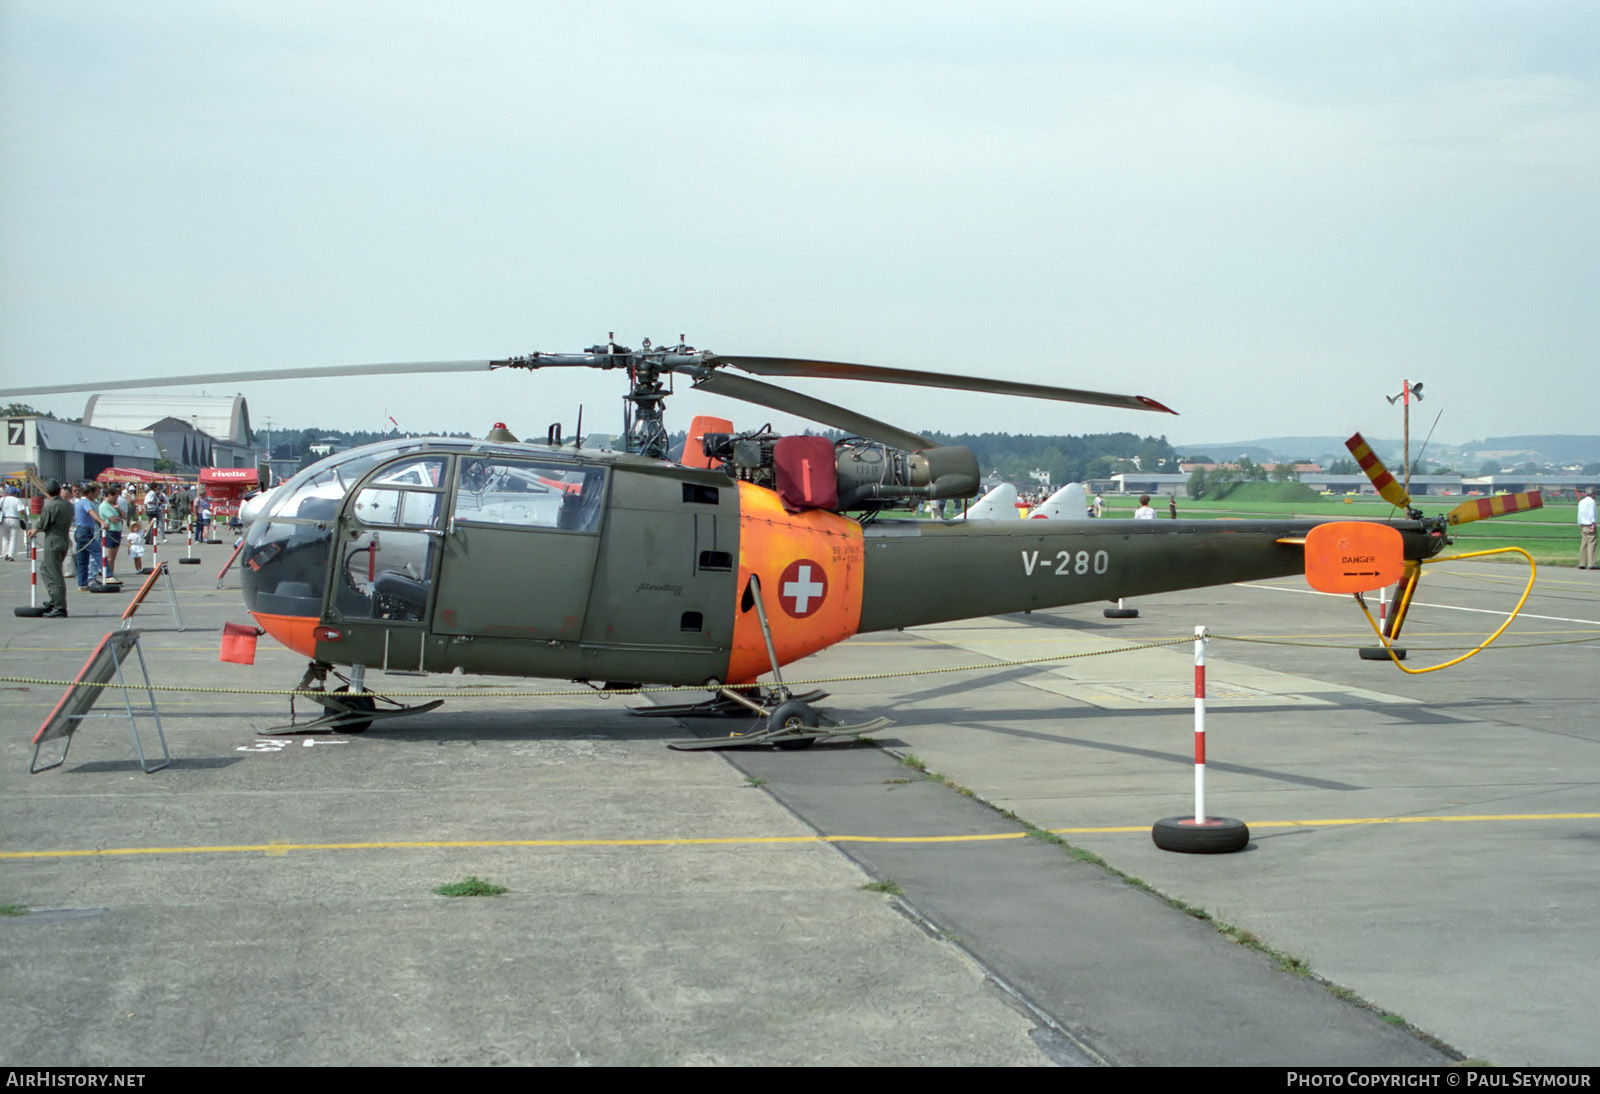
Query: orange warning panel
1304 522 1405 594
727 481 864 684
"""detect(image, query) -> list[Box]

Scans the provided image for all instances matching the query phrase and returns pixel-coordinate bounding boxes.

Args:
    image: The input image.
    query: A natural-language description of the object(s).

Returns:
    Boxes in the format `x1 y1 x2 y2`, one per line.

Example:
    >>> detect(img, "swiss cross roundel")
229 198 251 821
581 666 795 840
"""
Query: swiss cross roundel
777 559 828 618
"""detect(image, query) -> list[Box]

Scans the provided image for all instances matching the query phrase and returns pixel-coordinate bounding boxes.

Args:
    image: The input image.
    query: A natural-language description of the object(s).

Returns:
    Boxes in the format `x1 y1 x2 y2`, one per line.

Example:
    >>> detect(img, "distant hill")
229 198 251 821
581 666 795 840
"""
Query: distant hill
1179 435 1600 469
1471 436 1600 465
1177 437 1393 465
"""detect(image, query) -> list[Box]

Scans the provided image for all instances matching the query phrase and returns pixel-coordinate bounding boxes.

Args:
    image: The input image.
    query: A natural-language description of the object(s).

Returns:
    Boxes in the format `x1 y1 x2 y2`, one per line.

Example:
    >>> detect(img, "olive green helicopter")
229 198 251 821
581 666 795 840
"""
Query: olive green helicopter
3 337 1531 748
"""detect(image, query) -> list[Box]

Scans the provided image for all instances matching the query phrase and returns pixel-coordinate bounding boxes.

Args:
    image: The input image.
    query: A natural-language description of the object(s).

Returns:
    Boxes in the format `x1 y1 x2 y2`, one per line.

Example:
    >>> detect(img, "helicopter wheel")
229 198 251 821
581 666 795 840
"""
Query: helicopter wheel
324 686 376 734
767 700 819 751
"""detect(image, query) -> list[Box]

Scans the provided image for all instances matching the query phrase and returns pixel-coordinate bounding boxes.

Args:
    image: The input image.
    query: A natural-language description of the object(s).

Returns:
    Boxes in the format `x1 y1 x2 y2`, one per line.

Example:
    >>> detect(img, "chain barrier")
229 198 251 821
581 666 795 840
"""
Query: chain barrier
3 623 1594 701
0 635 1196 699
1210 632 1600 651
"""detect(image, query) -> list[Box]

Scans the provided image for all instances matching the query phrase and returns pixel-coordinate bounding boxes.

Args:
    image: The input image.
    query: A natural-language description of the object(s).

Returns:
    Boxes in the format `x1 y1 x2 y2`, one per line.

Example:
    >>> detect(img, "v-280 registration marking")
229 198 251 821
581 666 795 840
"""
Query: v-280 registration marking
1021 549 1111 577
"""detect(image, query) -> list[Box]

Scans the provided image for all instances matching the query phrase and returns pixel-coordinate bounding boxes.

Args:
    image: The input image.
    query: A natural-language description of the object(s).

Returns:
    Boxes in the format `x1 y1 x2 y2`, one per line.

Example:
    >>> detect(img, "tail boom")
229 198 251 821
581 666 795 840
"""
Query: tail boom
858 517 1445 632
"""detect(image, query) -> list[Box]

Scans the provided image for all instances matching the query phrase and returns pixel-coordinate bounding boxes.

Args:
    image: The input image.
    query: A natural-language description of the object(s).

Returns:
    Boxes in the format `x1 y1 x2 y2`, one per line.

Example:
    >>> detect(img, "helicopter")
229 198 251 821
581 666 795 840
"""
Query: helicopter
1 337 1535 747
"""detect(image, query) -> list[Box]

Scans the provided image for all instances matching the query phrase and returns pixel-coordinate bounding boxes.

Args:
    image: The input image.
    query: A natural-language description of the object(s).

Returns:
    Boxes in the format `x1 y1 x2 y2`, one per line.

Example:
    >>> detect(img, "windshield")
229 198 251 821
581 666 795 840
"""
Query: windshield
266 441 431 522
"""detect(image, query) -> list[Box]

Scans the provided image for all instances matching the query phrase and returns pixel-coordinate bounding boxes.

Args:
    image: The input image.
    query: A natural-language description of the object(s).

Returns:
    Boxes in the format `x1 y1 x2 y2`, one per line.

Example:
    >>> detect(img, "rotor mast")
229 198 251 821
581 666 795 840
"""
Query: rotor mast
498 334 703 460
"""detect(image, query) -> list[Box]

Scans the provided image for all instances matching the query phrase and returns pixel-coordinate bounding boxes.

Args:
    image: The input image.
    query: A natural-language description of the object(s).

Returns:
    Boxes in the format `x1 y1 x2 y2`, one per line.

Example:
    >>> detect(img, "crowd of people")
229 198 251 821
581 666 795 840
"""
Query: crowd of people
7 479 206 619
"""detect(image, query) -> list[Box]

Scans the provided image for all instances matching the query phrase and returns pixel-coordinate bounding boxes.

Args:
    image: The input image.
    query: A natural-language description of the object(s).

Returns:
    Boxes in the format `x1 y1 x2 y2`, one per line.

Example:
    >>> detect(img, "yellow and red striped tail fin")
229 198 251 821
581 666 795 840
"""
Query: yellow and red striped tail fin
1345 432 1411 508
1447 490 1543 526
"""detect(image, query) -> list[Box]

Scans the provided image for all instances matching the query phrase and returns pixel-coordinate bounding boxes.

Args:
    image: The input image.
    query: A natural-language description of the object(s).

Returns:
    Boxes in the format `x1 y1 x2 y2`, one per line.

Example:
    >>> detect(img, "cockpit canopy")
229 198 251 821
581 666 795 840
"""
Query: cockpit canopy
241 438 609 622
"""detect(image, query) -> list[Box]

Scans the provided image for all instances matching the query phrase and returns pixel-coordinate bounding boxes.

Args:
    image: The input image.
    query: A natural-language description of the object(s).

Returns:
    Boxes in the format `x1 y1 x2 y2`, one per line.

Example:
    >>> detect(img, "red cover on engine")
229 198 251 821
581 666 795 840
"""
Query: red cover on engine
773 436 838 512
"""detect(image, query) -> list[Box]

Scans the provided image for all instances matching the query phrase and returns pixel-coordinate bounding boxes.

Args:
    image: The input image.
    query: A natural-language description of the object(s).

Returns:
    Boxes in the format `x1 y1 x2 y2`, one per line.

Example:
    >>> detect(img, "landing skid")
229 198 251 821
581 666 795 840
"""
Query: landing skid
262 698 445 736
632 688 829 718
659 573 896 748
262 661 444 735
667 714 892 751
662 685 890 750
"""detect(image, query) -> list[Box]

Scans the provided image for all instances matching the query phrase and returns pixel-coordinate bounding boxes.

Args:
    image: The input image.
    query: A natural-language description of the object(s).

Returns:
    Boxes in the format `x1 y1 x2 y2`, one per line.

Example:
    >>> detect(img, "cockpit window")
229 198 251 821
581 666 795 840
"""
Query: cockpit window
454 459 606 532
350 457 448 529
371 459 443 489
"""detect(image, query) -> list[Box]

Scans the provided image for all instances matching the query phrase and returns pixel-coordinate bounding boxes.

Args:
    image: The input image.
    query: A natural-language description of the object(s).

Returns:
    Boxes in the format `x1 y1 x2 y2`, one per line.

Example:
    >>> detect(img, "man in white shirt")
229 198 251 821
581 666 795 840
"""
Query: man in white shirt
1579 488 1597 570
1133 494 1157 520
0 487 25 561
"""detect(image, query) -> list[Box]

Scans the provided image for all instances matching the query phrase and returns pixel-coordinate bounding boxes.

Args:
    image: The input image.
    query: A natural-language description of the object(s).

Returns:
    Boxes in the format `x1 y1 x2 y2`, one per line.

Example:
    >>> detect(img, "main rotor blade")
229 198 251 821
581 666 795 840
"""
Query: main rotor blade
709 355 1178 415
0 359 504 399
691 371 934 452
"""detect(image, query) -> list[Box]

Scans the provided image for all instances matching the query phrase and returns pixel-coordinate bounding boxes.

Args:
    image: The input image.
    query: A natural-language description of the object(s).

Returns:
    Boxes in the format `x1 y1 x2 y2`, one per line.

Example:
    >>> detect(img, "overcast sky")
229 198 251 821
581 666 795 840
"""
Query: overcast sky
2 1 1595 448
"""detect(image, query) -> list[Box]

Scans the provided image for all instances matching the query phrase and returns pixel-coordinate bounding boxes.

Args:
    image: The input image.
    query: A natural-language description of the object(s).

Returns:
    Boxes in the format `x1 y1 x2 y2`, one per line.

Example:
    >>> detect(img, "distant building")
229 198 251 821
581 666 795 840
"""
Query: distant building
1109 471 1469 496
81 394 256 469
1179 462 1322 474
1463 474 1600 498
1 415 159 483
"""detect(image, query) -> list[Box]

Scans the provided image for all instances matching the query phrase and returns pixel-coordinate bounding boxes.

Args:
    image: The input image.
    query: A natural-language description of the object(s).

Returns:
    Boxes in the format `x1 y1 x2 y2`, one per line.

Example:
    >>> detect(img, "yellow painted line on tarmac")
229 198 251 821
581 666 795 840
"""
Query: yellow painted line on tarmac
4 813 1597 860
0 832 1032 859
826 832 1027 843
0 836 823 859
1241 812 1600 830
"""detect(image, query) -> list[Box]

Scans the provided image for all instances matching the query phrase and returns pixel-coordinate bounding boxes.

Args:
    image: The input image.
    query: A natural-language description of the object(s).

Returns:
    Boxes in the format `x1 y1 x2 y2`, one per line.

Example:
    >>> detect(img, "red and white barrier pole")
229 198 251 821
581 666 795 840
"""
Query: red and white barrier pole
29 540 37 608
1150 624 1249 853
178 522 200 565
1193 624 1207 822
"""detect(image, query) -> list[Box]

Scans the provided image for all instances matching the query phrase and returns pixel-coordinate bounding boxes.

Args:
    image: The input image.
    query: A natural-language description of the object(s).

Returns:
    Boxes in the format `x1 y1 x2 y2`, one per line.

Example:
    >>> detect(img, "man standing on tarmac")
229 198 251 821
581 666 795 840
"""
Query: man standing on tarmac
99 484 125 582
72 482 106 587
146 486 167 542
28 480 72 617
1 486 25 561
1579 488 1597 570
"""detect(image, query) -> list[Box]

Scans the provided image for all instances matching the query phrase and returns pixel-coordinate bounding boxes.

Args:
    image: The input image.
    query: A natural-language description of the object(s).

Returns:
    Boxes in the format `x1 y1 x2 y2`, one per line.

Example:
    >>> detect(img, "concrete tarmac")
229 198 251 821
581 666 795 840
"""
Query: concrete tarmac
1 544 1594 1065
776 557 1599 1065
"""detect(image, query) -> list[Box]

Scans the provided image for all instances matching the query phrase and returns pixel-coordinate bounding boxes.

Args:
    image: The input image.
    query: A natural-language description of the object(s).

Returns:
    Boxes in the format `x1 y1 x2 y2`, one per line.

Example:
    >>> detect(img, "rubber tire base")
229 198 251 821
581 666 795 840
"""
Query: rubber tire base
1151 815 1250 854
14 605 50 617
1358 646 1407 661
1103 607 1140 619
178 558 201 565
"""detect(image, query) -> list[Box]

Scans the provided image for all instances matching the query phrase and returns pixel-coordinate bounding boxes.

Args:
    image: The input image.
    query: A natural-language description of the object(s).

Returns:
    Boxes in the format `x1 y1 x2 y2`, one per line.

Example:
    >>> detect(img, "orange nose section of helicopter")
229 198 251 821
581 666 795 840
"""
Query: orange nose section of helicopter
249 611 320 660
728 481 864 684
